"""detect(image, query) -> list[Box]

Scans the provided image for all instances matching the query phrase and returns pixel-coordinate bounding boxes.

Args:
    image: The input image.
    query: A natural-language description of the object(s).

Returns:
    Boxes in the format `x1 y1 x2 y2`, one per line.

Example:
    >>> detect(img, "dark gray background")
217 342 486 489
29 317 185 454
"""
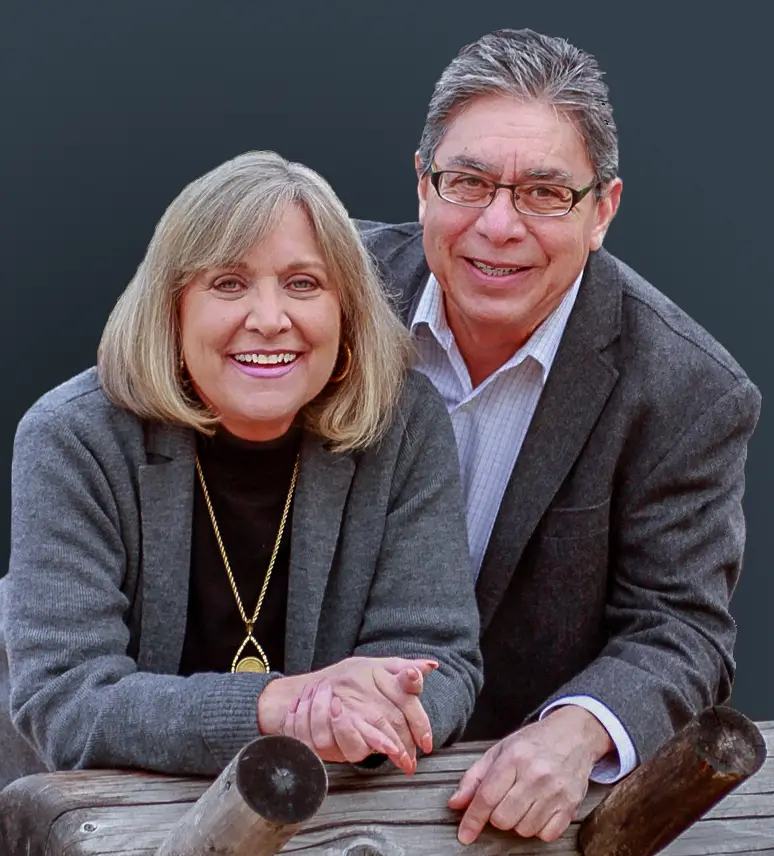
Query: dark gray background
3 1 772 718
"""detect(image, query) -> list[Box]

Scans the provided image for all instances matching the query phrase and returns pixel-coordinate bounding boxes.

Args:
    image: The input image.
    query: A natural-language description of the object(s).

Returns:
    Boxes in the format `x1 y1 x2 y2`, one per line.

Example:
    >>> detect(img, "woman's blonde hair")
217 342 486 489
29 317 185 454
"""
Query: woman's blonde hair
98 151 412 451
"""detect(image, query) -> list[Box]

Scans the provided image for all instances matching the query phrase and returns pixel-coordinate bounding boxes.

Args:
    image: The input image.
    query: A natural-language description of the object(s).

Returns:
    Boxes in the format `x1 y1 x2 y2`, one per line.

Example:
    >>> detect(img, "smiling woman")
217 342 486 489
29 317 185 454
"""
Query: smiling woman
0 151 482 784
178 205 343 443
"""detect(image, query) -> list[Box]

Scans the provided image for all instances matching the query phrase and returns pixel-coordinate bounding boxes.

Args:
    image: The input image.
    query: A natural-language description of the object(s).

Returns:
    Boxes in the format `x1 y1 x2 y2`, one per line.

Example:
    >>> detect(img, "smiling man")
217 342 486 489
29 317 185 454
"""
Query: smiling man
359 28 761 844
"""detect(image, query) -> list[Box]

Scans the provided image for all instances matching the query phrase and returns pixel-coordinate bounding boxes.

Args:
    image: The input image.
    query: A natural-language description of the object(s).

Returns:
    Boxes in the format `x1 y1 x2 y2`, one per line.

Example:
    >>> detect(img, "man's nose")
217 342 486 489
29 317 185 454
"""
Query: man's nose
474 187 529 245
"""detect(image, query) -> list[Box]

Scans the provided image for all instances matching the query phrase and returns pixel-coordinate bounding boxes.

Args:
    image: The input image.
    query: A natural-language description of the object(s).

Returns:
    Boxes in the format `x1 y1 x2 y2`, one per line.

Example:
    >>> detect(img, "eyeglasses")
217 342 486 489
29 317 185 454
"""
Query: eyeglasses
429 165 595 217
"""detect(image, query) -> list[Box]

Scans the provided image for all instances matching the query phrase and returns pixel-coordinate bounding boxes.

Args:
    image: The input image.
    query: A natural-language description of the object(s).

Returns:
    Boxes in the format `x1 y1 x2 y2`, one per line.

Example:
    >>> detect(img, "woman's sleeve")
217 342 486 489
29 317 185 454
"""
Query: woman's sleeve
4 405 273 776
354 373 484 746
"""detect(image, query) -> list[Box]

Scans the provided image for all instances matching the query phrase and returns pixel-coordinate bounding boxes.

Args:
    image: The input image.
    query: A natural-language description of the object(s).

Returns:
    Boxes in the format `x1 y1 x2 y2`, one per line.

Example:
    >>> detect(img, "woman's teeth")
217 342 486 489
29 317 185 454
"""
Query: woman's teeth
234 353 297 365
472 260 523 276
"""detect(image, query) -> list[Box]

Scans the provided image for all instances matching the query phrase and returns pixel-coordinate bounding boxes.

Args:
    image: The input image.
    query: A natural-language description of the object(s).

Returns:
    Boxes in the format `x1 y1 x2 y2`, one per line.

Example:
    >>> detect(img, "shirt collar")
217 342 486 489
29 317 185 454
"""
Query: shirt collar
411 272 454 350
410 268 583 379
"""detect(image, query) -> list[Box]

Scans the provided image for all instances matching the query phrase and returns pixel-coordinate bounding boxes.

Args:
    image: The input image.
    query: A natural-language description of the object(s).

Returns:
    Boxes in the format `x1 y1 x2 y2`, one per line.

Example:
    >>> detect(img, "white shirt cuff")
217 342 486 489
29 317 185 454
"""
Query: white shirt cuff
539 695 638 784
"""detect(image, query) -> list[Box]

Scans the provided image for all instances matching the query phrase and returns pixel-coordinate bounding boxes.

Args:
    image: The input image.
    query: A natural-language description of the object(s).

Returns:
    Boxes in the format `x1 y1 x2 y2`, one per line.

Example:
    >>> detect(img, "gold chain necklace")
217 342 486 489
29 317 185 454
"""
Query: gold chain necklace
194 452 300 674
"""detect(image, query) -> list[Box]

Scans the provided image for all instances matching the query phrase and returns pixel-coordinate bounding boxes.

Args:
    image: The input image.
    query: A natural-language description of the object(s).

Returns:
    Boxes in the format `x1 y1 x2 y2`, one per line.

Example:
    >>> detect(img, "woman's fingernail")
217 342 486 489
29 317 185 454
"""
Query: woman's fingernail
330 696 342 717
422 732 433 754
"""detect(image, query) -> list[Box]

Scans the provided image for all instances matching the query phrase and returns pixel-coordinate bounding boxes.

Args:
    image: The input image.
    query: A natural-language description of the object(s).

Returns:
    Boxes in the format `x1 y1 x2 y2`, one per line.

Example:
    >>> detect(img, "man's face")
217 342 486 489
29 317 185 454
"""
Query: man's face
417 95 621 347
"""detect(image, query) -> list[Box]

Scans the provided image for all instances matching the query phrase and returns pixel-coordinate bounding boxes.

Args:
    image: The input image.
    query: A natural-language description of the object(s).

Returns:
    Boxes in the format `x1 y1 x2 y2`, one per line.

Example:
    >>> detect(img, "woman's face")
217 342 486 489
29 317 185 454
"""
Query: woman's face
179 204 341 442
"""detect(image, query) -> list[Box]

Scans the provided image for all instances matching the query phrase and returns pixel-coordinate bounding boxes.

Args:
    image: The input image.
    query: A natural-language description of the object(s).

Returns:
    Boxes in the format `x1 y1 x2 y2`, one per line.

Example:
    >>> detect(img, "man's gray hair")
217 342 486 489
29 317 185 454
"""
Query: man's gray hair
417 28 619 186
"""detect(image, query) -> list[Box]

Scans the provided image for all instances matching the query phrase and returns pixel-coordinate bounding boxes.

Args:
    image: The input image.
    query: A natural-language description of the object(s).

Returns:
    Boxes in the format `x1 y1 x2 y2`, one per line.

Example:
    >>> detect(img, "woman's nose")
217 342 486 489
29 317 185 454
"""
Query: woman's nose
243 287 292 337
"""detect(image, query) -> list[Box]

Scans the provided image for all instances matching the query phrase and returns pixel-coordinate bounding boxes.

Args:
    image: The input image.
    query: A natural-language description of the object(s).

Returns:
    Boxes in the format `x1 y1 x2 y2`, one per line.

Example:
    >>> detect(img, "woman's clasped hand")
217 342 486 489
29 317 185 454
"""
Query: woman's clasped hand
264 656 438 774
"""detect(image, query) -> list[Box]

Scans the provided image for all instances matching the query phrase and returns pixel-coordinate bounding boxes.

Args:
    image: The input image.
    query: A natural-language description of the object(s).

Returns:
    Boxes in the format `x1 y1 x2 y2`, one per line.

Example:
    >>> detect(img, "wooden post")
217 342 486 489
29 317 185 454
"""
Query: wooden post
578 706 767 856
155 735 327 856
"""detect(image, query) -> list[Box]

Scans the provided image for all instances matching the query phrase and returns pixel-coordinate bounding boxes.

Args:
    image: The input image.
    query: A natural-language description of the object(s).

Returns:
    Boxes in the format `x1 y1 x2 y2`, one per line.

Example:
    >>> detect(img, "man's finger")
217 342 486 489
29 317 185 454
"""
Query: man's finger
448 753 491 809
510 786 563 839
490 788 534 832
456 759 516 845
537 809 573 843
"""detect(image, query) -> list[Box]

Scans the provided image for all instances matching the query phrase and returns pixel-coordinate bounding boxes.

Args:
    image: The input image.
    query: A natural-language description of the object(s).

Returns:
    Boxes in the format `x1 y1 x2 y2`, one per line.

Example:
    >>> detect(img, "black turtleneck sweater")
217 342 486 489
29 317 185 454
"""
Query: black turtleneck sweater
178 425 301 677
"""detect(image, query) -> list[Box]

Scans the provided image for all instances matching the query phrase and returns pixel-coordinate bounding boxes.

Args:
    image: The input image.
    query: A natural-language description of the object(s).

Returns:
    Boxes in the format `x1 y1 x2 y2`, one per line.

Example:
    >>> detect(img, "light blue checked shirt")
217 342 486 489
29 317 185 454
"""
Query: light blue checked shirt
411 271 636 783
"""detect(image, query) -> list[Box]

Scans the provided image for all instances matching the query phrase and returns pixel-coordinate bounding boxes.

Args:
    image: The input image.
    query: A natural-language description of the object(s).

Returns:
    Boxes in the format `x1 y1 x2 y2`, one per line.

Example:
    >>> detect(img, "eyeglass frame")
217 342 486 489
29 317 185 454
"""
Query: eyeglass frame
427 162 597 218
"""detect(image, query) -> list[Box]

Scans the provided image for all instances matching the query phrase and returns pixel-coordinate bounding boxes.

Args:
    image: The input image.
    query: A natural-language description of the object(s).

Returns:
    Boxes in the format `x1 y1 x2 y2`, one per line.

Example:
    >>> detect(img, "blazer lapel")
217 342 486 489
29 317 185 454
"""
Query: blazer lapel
136 423 196 674
476 250 623 632
284 434 355 673
366 224 429 325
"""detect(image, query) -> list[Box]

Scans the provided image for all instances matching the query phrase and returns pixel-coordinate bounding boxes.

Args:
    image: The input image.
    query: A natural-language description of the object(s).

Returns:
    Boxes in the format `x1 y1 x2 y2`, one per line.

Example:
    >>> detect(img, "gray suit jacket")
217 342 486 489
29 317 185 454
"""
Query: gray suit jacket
359 220 762 762
0 367 482 783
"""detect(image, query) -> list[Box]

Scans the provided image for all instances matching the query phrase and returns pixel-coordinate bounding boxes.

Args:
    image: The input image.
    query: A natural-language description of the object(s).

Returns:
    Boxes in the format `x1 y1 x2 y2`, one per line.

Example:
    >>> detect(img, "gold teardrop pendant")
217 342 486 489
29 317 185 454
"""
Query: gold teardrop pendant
235 656 268 674
231 634 270 674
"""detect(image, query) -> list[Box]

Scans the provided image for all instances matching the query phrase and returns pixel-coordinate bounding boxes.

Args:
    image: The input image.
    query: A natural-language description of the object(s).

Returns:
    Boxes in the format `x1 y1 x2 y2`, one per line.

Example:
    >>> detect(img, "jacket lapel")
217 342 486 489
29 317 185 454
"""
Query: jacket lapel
367 224 428 324
284 434 355 673
136 423 196 674
475 250 623 632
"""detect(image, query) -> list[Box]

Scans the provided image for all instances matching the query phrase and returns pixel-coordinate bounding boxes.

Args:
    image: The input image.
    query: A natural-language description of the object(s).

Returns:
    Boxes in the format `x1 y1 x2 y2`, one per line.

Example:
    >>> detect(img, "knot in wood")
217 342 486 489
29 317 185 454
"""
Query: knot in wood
334 830 405 856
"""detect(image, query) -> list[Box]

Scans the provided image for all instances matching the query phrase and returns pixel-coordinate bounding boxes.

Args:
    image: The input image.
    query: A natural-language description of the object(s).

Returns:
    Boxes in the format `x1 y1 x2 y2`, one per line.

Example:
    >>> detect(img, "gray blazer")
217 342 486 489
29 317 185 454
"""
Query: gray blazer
0 367 482 782
359 220 762 763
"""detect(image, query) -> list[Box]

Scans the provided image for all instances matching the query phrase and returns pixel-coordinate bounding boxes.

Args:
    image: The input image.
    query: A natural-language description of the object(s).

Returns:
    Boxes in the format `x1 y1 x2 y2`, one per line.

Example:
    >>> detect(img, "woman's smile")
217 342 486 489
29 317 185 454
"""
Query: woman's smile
229 350 303 379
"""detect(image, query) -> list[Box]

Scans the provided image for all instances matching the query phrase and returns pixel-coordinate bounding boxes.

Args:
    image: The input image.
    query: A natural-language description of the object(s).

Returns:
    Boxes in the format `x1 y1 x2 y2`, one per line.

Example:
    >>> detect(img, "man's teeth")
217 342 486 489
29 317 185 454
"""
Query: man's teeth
234 353 297 365
472 260 523 276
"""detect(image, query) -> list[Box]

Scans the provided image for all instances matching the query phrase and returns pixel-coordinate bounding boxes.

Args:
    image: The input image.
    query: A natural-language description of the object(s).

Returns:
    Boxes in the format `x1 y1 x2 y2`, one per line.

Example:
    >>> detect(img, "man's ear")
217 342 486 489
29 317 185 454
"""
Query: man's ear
589 177 623 251
416 151 429 225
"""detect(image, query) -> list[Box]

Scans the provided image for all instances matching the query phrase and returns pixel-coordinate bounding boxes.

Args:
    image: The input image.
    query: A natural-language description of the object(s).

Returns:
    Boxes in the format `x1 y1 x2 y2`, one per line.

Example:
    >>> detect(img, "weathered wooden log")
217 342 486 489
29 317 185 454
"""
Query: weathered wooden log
155 734 327 856
578 706 767 856
2 723 772 854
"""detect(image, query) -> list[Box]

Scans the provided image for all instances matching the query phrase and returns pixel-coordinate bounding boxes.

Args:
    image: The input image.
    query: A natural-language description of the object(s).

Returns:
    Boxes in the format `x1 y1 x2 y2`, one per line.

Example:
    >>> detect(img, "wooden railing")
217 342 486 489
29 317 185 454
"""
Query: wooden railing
0 708 771 856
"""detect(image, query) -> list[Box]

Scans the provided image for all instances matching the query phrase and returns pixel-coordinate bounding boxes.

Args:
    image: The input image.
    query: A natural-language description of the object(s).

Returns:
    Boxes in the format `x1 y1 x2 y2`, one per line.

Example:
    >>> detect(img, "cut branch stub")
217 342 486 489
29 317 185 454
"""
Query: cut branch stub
155 735 328 856
578 706 767 856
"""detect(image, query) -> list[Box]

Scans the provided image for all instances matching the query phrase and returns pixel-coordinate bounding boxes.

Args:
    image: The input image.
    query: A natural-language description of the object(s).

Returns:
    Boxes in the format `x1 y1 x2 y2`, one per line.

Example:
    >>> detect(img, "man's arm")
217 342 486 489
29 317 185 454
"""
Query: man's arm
449 376 761 843
540 377 761 760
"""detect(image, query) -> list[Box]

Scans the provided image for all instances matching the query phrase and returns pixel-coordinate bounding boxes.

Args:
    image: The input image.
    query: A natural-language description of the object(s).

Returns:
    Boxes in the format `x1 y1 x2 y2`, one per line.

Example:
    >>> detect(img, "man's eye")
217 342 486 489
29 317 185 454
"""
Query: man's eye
452 175 488 188
525 185 565 200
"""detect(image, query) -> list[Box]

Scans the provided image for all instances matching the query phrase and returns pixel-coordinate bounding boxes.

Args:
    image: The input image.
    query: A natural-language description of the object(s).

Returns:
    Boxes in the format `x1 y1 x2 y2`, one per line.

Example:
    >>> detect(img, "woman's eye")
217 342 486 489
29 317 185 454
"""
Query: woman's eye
287 278 318 292
213 278 244 293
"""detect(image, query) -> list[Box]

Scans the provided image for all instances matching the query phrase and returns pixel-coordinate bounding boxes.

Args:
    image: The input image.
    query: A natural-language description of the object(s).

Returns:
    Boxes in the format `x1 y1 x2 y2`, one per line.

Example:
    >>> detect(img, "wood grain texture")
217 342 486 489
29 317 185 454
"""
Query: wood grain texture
579 707 768 856
0 723 770 856
155 735 328 856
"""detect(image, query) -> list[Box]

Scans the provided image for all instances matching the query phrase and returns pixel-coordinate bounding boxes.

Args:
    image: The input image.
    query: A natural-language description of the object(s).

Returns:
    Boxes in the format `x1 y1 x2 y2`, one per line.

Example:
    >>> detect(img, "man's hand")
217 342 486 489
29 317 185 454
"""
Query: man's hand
448 706 614 844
